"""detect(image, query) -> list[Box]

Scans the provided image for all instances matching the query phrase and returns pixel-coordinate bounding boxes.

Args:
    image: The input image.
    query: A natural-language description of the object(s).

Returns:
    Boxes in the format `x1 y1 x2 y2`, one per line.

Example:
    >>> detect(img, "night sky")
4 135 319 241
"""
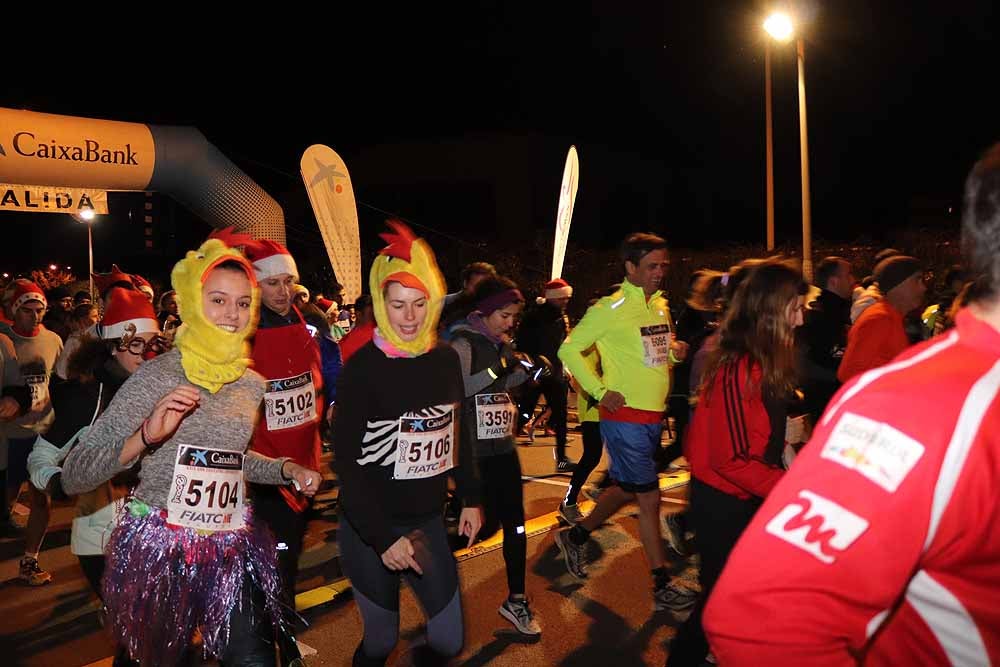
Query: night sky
0 1 996 282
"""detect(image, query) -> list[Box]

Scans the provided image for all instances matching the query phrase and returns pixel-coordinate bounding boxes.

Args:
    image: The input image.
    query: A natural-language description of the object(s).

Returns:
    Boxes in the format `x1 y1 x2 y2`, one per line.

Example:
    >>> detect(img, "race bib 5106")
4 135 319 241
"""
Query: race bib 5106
394 405 456 480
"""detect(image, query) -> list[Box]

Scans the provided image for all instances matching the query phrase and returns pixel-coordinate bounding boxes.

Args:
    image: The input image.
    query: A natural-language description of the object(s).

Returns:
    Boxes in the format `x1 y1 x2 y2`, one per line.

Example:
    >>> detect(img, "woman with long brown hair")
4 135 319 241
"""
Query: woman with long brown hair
667 258 807 667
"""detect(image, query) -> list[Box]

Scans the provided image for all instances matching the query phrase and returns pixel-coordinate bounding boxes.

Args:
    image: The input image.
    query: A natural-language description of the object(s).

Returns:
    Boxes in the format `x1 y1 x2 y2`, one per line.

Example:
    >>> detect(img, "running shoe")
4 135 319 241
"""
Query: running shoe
19 556 52 586
558 502 584 525
554 528 588 580
653 581 698 612
499 597 542 635
556 458 577 473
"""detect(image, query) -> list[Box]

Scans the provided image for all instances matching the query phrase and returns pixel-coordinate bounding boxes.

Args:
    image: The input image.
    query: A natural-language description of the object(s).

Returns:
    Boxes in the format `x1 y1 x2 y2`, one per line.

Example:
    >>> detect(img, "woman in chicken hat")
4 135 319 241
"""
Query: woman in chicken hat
61 237 322 667
335 220 483 666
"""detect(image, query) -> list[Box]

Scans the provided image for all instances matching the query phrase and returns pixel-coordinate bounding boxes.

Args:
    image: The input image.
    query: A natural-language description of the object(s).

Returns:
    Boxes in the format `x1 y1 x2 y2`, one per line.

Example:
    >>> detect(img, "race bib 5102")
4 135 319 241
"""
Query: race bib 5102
264 372 317 431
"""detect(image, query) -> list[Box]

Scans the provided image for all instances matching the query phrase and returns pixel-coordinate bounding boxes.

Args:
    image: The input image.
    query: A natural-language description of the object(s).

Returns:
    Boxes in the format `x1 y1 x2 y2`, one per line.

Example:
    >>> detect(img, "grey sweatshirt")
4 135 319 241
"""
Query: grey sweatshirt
62 349 288 508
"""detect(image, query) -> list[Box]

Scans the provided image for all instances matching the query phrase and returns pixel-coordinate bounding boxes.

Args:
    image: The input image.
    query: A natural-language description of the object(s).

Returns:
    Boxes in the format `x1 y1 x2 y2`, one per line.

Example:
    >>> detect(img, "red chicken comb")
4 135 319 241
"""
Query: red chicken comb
207 226 256 249
378 219 419 263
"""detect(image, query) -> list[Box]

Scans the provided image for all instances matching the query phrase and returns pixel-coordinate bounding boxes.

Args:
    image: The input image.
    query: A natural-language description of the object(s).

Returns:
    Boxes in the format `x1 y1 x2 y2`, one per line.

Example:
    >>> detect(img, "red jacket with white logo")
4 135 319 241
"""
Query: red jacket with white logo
704 309 1000 665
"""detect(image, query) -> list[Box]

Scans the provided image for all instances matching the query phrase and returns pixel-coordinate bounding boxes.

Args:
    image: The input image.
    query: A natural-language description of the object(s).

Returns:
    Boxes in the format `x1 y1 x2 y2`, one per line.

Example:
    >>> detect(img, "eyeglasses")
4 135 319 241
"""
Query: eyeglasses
117 323 171 358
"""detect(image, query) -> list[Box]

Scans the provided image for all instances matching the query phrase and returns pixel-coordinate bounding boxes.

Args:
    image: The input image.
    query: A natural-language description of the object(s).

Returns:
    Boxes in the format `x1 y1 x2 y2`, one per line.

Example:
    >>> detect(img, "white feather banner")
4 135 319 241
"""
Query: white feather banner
551 145 579 280
300 144 363 304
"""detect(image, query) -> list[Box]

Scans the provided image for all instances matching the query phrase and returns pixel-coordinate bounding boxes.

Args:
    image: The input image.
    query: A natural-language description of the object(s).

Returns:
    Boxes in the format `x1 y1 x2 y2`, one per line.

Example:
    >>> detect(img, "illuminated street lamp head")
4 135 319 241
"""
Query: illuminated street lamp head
79 209 96 221
764 12 794 42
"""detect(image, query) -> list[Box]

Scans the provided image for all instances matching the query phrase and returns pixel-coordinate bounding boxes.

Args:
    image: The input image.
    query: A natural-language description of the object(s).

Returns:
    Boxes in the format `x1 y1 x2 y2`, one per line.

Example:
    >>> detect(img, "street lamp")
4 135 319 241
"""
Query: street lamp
763 11 814 282
73 209 98 299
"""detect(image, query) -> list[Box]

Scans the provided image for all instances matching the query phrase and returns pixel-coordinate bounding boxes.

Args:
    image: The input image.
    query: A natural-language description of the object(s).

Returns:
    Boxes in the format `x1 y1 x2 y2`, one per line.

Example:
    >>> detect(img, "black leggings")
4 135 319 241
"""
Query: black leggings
250 484 310 663
477 451 527 596
518 376 569 458
667 479 761 667
110 575 276 667
565 421 603 506
77 554 105 600
339 512 464 662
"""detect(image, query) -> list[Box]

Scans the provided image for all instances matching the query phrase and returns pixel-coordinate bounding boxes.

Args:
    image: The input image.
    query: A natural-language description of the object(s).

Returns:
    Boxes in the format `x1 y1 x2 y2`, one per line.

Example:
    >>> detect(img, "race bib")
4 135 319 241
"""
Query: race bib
167 445 246 531
394 405 456 480
640 324 672 368
785 414 810 445
476 393 516 439
25 373 49 412
264 372 317 431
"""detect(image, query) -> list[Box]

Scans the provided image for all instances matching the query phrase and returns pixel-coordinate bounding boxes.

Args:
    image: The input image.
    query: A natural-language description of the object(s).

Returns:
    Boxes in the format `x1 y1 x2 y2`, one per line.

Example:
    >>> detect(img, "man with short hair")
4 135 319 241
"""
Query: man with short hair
440 261 498 333
42 286 74 341
339 294 375 364
517 278 575 470
704 142 1000 666
3 280 63 585
838 255 926 383
243 240 323 667
798 256 855 419
555 232 696 612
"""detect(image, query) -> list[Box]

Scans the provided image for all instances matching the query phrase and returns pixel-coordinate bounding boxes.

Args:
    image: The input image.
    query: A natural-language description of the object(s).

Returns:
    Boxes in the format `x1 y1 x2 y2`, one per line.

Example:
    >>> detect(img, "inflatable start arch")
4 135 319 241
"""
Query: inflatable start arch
0 107 286 242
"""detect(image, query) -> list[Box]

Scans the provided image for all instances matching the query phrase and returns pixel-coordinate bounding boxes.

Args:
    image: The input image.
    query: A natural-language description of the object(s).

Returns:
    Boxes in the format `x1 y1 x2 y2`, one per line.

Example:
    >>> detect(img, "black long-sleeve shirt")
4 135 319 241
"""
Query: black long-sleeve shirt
333 341 481 554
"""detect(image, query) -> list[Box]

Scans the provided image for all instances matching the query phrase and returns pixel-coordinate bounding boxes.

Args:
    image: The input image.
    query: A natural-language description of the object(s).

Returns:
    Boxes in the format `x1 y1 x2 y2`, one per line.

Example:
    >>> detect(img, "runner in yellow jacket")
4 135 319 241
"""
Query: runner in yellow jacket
554 232 696 613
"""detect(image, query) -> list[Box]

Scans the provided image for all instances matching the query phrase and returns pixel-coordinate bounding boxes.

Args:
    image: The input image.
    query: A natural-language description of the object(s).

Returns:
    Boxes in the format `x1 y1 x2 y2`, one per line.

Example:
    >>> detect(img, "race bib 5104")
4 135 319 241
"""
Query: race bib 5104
167 445 246 532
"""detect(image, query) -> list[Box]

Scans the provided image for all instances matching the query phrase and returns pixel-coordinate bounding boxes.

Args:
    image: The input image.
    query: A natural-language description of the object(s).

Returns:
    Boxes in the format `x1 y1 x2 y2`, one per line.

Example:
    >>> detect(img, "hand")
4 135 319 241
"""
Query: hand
381 536 423 574
0 396 19 420
282 461 322 497
499 342 518 368
458 506 483 548
144 385 201 443
670 338 690 362
599 390 626 413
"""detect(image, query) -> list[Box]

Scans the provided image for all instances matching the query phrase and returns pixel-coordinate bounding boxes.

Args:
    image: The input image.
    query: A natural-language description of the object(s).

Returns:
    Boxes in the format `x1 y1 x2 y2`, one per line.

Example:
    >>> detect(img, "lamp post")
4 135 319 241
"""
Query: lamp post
763 12 813 282
74 209 97 298
796 36 813 283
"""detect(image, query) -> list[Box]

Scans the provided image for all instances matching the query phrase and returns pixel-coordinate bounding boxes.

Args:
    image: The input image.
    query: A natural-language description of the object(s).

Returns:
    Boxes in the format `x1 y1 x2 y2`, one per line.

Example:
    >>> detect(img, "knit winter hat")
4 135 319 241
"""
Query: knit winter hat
243 239 299 282
874 255 922 294
98 287 159 339
11 280 46 312
293 284 310 301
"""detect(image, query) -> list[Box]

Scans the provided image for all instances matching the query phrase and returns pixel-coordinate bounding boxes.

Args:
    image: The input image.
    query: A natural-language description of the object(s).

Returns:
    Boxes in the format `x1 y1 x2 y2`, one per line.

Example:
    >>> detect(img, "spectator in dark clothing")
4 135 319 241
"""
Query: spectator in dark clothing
797 256 855 420
516 278 574 471
42 286 73 341
667 270 726 467
440 261 497 335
